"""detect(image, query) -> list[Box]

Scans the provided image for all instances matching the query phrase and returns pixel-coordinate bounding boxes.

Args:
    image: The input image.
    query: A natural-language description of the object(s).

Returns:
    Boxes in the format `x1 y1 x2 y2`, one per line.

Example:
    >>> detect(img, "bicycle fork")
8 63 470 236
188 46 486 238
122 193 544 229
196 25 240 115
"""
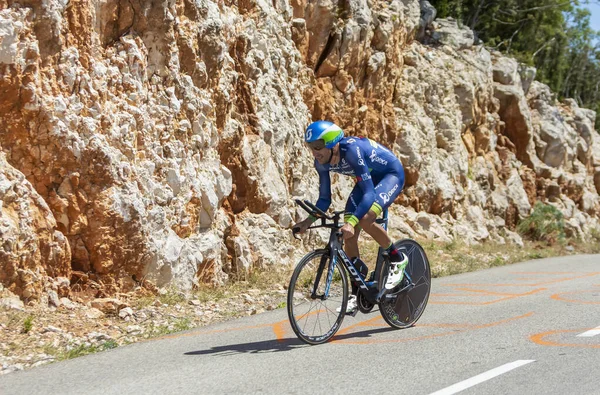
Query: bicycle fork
311 253 330 300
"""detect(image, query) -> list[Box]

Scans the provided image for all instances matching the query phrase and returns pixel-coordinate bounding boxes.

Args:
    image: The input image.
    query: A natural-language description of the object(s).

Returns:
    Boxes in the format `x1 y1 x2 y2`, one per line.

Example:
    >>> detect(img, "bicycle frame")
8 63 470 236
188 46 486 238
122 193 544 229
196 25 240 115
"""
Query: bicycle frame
293 199 412 304
289 199 431 342
315 209 391 304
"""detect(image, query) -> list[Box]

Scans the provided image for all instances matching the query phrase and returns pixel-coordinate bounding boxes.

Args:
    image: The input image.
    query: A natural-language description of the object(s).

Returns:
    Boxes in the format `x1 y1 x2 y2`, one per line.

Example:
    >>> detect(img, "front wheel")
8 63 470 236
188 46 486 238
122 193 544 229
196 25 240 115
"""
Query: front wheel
379 239 431 329
287 249 349 345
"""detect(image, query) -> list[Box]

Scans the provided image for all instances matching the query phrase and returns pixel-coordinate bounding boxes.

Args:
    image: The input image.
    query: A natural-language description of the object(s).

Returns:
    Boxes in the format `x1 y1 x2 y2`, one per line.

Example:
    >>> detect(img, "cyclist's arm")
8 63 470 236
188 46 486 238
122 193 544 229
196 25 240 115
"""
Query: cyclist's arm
313 161 332 219
345 145 376 227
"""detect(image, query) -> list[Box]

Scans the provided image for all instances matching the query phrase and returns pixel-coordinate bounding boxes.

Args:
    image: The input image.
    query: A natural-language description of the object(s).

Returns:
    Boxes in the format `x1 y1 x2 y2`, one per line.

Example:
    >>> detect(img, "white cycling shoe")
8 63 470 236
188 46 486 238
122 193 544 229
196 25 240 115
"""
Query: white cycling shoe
385 252 409 290
336 295 357 314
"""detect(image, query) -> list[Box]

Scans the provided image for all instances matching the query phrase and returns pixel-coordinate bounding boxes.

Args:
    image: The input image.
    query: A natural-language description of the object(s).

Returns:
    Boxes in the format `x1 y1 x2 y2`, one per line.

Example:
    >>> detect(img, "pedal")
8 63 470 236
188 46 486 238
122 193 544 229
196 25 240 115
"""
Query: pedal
357 292 375 314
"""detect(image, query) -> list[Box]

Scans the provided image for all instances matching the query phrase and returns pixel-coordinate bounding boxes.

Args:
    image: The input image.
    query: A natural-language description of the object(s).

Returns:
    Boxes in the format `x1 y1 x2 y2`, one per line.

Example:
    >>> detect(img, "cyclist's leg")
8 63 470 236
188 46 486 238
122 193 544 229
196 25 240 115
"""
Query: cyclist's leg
344 188 367 298
363 172 406 288
359 172 403 246
344 185 363 259
358 210 390 247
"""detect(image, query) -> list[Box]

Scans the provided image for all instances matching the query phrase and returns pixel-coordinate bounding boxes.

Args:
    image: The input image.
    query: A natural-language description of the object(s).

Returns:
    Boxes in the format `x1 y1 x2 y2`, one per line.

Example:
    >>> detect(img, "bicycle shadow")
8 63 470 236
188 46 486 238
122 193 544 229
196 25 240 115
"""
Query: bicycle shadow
184 338 305 356
184 327 396 356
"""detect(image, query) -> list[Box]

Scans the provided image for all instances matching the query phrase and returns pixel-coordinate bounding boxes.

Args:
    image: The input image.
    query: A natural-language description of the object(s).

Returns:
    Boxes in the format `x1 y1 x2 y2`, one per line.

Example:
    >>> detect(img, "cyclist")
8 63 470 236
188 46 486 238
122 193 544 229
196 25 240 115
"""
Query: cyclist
293 120 407 313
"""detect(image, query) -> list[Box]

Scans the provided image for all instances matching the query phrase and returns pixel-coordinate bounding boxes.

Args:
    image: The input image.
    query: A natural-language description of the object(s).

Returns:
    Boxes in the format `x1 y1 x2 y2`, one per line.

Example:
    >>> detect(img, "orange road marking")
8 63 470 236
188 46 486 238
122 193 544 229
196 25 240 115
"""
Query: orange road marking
453 287 545 296
431 287 545 305
442 284 540 287
445 272 600 287
511 271 574 274
331 312 533 345
150 272 599 344
148 310 534 346
151 323 276 341
551 289 600 304
334 315 385 337
530 329 600 348
273 319 289 341
430 272 599 306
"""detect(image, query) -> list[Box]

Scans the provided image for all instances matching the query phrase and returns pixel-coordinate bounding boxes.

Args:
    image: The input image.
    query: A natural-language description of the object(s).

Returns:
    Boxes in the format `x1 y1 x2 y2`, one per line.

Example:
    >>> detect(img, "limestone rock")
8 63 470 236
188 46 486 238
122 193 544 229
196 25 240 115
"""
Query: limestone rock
431 18 475 49
0 0 599 301
0 153 71 300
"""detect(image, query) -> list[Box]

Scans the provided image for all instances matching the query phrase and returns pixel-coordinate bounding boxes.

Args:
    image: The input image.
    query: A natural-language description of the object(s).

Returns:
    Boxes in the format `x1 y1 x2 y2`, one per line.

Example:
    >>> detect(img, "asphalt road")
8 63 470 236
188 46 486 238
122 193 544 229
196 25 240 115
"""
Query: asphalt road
1 254 599 395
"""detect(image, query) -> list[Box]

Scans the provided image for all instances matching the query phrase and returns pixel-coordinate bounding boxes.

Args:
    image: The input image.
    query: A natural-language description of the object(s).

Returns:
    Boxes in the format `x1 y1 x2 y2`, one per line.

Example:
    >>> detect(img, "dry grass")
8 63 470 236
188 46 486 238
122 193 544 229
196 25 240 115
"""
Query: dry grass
229 233 600 288
304 229 600 280
191 269 291 305
3 232 598 373
396 237 599 278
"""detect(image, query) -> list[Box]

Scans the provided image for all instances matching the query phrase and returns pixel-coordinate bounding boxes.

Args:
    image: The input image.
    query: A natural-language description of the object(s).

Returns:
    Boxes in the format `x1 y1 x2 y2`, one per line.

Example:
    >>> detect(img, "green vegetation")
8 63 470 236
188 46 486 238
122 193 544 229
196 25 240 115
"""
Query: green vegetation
517 202 565 243
590 226 600 242
158 288 187 306
429 0 600 127
444 238 459 251
22 315 33 334
356 223 600 279
147 318 194 337
58 340 118 361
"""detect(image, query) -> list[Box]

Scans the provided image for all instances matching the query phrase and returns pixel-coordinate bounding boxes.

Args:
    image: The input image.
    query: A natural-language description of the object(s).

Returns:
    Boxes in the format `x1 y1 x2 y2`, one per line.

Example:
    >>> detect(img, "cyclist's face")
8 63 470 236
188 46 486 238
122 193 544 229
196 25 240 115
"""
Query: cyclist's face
307 143 331 164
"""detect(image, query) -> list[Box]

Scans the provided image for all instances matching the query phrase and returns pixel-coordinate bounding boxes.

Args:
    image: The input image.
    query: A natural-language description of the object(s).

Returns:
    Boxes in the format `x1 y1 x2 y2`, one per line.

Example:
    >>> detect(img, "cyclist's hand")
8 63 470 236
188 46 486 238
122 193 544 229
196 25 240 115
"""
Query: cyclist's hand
340 223 354 239
292 218 312 235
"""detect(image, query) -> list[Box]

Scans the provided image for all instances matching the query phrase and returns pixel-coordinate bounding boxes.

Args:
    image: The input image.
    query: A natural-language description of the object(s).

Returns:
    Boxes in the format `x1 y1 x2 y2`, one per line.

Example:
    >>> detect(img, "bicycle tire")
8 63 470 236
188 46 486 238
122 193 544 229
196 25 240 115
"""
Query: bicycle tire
379 239 431 329
287 249 349 345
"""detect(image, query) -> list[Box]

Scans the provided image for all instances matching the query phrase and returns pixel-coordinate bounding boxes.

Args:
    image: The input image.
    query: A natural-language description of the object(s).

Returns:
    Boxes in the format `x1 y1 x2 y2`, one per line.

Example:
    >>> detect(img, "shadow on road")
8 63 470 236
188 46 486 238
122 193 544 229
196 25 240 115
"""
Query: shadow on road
184 327 396 356
333 326 396 340
185 338 305 356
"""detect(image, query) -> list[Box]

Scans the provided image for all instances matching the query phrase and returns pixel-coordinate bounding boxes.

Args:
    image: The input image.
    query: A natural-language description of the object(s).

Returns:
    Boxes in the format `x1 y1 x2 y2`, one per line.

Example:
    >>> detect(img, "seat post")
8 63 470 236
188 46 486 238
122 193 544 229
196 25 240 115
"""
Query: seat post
374 208 389 230
373 208 389 286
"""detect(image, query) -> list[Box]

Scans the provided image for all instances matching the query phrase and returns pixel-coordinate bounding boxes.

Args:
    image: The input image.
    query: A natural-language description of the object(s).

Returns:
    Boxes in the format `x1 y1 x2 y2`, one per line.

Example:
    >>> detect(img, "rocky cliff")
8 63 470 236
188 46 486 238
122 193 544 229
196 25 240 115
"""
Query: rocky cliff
1 0 598 301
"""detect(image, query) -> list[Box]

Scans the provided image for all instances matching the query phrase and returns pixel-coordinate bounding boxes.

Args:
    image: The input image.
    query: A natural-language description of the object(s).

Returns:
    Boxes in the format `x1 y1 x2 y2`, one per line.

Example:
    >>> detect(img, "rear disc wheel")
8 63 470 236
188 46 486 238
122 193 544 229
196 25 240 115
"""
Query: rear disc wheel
379 239 431 329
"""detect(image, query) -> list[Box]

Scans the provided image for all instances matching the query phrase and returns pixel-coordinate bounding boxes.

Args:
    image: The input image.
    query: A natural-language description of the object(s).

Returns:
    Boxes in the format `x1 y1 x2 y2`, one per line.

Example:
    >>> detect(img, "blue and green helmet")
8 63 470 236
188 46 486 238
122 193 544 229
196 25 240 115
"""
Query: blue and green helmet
304 121 344 149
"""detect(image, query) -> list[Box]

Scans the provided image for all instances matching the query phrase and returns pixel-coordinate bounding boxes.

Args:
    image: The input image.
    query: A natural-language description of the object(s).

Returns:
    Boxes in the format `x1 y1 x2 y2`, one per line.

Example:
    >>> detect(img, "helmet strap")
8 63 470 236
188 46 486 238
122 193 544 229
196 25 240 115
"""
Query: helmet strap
326 147 334 164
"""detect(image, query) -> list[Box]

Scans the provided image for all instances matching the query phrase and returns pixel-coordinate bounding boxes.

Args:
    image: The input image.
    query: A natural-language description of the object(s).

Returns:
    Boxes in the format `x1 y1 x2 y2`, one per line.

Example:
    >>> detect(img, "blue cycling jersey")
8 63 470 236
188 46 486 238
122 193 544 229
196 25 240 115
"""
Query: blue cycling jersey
314 137 404 225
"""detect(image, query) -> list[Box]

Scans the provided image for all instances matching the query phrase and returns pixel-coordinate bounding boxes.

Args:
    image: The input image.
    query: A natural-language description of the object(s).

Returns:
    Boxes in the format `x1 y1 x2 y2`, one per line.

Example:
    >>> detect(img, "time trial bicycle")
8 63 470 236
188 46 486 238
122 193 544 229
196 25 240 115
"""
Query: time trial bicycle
288 199 431 345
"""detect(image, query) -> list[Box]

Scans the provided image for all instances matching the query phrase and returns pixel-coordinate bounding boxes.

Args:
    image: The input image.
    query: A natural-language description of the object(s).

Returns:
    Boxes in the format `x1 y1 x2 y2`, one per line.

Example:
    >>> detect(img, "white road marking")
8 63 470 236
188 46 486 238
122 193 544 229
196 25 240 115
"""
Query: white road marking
429 360 535 395
577 326 600 337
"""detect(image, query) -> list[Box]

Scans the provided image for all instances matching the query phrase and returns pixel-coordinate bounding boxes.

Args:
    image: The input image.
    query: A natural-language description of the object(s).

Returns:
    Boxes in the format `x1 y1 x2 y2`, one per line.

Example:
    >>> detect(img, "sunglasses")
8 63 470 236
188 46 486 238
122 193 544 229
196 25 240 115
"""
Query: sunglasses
306 140 326 150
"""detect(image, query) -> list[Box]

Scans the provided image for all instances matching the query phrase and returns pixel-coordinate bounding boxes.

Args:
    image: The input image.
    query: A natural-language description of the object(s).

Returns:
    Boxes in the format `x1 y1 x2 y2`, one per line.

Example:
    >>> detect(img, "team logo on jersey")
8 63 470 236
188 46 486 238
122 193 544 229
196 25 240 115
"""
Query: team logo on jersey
356 146 365 166
347 138 356 144
379 183 399 205
370 149 388 165
379 192 390 204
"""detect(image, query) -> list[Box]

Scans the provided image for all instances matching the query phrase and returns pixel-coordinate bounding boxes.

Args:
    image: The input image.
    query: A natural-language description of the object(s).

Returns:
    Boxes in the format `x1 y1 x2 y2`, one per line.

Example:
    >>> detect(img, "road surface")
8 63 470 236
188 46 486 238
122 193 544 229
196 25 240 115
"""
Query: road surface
1 254 599 394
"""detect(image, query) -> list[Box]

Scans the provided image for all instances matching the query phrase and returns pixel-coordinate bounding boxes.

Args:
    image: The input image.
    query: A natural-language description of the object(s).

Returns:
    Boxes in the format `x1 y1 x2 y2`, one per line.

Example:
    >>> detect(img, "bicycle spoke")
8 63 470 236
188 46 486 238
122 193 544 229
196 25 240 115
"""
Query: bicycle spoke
288 250 348 344
313 307 322 337
297 301 318 329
